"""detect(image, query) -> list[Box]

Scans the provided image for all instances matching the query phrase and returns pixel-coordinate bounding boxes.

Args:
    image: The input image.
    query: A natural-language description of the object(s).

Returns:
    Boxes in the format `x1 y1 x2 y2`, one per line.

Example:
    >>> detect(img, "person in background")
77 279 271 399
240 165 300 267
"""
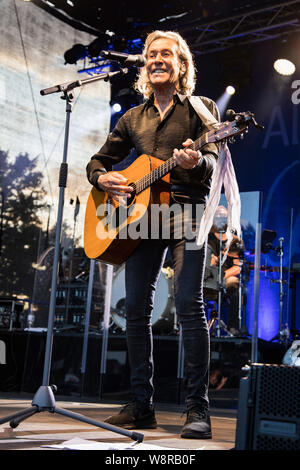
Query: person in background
208 206 243 336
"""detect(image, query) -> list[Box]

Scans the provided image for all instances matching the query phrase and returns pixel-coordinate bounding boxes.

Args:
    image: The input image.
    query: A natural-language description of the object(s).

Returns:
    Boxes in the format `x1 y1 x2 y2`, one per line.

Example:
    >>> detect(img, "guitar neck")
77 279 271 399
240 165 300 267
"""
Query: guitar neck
135 134 207 194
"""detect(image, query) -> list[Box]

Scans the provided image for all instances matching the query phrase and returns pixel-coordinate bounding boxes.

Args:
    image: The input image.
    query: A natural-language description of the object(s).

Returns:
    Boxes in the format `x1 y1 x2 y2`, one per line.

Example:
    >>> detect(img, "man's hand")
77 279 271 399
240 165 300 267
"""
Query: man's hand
173 138 202 169
210 254 219 267
97 172 133 203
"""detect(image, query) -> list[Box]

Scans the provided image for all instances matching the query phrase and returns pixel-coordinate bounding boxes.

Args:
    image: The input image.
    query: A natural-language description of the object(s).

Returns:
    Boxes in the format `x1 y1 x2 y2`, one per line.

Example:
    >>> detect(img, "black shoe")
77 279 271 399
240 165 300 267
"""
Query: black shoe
104 402 157 429
181 407 212 439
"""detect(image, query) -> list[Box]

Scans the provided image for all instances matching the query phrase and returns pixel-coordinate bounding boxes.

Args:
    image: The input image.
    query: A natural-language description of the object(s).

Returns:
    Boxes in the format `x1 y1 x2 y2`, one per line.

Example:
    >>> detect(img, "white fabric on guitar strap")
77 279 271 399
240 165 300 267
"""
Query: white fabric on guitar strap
188 96 241 256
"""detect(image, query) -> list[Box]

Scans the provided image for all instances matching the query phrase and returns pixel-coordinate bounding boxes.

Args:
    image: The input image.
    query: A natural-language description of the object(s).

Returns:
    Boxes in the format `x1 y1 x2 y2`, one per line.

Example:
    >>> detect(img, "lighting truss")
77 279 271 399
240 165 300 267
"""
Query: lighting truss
177 0 300 55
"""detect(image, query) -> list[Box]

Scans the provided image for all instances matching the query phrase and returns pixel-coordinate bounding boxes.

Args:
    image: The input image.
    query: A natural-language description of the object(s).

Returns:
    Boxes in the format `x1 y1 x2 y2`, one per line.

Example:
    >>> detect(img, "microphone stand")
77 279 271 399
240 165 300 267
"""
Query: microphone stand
0 69 144 443
238 255 243 332
239 257 250 337
277 237 285 339
216 230 231 338
270 237 289 343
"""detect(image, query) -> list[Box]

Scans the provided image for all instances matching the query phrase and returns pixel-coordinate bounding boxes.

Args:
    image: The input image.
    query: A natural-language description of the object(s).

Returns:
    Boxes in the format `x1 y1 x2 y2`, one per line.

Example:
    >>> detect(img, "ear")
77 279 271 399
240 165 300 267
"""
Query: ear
180 62 188 75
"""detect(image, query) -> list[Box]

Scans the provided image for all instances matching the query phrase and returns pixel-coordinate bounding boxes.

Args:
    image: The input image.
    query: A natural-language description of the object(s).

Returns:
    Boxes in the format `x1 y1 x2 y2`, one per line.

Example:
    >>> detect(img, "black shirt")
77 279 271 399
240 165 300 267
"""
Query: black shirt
86 93 220 199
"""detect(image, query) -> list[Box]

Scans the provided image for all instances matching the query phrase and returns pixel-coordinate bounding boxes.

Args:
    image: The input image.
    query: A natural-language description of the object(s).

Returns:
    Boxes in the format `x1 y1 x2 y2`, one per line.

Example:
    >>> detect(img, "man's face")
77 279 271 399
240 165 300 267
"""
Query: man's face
146 38 181 89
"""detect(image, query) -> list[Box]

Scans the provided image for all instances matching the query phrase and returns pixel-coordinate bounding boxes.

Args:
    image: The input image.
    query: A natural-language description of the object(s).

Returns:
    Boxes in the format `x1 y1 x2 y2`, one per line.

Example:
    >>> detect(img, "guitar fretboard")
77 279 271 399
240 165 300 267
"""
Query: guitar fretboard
135 133 208 194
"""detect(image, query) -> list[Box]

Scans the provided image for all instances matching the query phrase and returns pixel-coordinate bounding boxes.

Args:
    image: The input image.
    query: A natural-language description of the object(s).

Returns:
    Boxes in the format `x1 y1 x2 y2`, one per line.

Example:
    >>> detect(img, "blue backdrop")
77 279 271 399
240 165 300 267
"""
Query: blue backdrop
196 38 300 340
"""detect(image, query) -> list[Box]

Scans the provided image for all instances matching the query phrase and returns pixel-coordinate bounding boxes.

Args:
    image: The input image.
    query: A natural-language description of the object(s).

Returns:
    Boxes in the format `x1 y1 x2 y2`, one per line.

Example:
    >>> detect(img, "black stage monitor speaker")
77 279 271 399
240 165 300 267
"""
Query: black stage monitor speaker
235 363 300 450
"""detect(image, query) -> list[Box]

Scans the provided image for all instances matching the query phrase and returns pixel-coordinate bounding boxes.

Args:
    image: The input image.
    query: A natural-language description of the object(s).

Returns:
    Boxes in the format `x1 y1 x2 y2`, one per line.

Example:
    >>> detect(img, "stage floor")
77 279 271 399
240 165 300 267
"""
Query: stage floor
0 396 237 451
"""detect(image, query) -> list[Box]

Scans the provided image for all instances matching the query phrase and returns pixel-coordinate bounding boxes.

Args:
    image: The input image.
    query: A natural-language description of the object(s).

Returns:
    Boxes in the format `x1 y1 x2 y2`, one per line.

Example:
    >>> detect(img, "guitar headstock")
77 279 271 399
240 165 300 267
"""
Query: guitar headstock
207 111 264 145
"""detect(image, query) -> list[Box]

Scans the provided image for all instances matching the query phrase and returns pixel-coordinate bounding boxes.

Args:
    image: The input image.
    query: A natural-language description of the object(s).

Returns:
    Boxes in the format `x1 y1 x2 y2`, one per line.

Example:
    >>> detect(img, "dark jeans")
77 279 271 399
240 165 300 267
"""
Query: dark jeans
124 197 210 410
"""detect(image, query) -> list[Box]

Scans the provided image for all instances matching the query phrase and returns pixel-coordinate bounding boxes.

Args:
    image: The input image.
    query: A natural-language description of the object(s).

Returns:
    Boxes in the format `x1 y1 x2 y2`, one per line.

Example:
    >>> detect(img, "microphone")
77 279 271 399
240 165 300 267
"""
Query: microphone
100 50 146 67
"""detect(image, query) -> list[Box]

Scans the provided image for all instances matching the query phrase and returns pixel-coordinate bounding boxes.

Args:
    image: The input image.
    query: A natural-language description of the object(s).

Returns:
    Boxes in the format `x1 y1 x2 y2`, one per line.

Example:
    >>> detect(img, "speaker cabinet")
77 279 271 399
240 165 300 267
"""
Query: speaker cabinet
235 364 300 450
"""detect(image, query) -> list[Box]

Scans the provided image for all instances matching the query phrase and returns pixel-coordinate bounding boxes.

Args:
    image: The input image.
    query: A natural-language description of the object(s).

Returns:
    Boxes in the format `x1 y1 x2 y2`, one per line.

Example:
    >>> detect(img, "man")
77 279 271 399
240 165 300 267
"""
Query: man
208 206 243 336
86 30 220 439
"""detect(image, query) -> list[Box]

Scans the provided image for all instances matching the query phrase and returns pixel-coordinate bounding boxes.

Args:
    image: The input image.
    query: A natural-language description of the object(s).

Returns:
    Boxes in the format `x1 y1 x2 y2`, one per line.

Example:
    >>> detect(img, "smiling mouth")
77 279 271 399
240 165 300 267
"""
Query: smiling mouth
152 69 166 74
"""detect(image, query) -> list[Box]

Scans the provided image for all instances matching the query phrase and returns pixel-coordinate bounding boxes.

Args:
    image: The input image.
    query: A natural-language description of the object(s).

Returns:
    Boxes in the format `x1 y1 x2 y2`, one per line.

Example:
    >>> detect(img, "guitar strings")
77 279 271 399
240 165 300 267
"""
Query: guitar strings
134 133 207 194
132 123 237 193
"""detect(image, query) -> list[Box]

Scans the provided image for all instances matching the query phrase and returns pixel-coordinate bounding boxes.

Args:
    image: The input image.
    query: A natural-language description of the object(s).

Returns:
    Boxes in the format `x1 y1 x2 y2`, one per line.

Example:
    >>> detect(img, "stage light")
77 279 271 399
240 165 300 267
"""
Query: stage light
112 103 122 113
217 86 236 118
64 44 87 64
87 35 113 58
273 58 296 76
226 85 236 95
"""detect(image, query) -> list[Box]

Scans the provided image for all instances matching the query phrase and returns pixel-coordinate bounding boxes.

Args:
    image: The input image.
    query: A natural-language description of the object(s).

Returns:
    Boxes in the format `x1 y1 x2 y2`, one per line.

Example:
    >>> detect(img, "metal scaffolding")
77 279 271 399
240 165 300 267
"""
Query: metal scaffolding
177 1 300 55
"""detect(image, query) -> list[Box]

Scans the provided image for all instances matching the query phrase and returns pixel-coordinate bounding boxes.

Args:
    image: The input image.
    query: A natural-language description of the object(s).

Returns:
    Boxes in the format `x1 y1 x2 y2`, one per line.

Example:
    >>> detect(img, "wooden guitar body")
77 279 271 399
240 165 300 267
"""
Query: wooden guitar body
84 154 170 265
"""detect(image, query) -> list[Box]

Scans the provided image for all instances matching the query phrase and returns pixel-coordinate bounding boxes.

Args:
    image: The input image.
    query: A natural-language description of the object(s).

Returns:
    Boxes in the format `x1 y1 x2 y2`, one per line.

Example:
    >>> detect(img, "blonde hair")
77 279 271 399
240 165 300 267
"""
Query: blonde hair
134 30 196 99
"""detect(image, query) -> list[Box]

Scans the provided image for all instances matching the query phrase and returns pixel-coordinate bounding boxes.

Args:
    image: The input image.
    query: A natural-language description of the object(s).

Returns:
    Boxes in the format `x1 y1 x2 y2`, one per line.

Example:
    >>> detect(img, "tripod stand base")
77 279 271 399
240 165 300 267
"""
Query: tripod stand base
0 386 144 442
207 305 233 338
209 317 233 337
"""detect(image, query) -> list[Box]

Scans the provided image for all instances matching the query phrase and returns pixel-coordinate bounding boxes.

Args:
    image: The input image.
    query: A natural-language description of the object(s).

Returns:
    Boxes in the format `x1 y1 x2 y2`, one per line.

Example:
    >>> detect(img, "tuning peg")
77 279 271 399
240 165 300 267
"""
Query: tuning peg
229 137 235 144
240 133 244 139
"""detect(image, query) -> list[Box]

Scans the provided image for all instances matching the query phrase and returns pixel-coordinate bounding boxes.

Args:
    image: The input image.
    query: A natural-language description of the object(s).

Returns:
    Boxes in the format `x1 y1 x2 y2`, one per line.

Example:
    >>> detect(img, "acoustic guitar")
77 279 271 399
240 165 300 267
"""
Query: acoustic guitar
84 111 258 265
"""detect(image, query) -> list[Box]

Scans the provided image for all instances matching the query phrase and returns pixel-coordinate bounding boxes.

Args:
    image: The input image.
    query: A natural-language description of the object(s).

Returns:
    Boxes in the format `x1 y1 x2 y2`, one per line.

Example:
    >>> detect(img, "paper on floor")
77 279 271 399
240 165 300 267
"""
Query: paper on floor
42 437 204 450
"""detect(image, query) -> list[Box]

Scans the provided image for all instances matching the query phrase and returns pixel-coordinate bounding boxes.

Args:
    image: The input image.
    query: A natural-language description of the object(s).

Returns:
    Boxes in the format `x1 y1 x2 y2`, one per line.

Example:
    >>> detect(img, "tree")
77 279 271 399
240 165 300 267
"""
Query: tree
0 150 47 301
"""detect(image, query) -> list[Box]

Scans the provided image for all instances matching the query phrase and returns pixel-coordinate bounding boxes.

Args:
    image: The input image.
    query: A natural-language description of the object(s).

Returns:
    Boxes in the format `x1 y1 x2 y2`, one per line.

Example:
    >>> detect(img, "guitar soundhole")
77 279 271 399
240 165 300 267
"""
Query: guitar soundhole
125 183 136 207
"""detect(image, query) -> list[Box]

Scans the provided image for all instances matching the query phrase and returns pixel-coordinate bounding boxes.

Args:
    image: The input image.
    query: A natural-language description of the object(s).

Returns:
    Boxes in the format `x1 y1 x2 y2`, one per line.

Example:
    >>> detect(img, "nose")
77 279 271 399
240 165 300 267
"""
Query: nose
154 52 164 62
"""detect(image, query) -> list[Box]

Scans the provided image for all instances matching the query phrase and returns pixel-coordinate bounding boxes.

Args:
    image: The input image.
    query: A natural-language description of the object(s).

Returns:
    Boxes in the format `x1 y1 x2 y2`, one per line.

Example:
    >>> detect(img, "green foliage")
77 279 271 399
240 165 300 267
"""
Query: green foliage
0 150 47 298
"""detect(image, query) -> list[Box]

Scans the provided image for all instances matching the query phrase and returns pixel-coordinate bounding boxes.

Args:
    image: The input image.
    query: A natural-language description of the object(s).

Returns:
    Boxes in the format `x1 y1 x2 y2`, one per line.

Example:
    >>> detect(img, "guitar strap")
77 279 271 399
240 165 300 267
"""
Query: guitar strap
187 95 241 253
188 95 220 128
